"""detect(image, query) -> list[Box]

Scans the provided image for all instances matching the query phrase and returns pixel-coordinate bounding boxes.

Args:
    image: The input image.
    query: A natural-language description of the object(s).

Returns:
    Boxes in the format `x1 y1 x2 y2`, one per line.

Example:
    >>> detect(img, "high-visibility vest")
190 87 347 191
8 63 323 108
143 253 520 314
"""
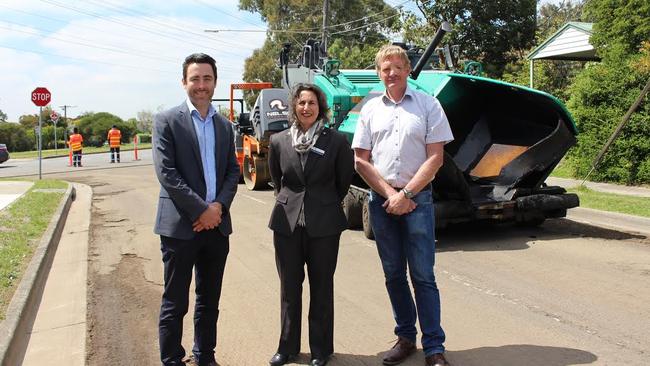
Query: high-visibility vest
107 128 122 148
68 133 83 152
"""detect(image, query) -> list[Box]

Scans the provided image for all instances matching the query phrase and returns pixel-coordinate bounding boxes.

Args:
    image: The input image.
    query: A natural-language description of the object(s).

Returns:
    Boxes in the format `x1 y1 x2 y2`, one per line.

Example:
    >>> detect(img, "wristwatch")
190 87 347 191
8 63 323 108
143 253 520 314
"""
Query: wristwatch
402 188 414 199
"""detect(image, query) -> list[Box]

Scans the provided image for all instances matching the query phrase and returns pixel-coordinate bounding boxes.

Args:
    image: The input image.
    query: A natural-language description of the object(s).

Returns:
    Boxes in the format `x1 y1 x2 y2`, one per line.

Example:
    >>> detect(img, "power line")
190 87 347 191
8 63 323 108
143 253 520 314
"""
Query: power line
83 0 257 51
0 21 179 64
37 0 252 59
191 0 267 30
206 0 407 34
0 3 257 61
0 43 178 74
329 13 401 35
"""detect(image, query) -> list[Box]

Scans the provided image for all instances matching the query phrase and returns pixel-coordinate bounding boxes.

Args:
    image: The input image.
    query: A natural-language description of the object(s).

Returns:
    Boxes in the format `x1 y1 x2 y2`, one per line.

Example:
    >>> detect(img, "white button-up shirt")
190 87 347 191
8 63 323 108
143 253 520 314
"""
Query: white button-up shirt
351 87 454 188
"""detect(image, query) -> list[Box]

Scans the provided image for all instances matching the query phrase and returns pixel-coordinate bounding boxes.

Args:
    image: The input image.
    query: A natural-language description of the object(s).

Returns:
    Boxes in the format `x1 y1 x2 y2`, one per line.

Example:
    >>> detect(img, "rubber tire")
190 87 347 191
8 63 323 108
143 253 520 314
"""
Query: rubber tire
362 196 375 240
243 155 270 191
342 191 362 229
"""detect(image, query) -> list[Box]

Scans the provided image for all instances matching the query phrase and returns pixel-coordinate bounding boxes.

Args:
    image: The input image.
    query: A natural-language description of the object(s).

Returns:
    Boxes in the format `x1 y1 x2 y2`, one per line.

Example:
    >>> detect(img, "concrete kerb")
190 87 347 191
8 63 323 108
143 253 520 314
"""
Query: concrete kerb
0 183 76 365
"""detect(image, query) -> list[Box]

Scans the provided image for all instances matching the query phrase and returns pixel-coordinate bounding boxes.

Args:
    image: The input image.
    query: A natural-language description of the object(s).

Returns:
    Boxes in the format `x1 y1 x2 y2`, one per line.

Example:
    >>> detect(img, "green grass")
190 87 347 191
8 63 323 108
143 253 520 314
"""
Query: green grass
550 159 574 179
568 185 650 218
10 142 152 159
0 179 67 320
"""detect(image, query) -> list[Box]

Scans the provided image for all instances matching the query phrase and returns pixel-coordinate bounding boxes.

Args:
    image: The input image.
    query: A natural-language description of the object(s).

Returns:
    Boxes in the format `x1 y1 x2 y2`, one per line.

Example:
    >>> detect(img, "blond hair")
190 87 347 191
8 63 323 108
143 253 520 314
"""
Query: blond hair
375 44 411 72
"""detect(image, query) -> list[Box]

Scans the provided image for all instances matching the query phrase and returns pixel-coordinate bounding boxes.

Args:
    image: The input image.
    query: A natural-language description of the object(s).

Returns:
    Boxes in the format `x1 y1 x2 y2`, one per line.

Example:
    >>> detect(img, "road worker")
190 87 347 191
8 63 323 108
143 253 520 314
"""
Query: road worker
107 125 122 163
68 127 84 167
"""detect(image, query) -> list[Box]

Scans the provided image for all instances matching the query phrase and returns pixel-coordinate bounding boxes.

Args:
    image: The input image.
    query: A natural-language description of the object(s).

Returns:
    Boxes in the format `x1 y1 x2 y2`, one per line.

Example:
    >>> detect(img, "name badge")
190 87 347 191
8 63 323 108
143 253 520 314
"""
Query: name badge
310 146 325 156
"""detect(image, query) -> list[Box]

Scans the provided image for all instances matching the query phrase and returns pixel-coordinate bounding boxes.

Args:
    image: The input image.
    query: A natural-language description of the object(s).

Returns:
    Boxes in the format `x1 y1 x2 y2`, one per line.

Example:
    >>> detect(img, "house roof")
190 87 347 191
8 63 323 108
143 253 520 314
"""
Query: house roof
528 22 599 61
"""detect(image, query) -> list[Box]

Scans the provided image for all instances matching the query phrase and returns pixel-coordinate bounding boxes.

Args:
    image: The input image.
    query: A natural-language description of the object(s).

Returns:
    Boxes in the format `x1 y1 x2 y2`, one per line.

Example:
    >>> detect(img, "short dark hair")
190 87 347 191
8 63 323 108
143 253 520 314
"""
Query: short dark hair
182 53 217 81
112 125 117 128
288 83 330 126
73 127 79 134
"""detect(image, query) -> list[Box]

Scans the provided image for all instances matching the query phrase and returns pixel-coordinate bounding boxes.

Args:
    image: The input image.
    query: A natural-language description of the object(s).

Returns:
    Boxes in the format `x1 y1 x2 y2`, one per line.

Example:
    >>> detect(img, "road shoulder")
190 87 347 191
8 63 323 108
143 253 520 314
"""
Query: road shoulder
21 183 91 366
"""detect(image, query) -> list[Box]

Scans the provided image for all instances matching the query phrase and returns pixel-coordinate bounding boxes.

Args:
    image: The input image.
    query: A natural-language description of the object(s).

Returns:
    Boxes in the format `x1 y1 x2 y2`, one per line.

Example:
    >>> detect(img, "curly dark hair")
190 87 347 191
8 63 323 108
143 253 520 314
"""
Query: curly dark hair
288 83 330 126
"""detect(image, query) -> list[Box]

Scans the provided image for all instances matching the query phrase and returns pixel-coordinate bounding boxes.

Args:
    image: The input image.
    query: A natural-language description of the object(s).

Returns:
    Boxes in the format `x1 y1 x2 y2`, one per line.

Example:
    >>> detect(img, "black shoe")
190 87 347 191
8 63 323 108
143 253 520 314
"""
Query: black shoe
310 356 329 366
269 353 295 366
110 161 115 163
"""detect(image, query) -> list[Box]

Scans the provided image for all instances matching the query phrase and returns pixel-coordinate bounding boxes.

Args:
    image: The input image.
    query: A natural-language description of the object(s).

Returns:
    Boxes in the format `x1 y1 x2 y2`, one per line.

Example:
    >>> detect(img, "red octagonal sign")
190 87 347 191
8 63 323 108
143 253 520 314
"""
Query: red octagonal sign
31 87 51 107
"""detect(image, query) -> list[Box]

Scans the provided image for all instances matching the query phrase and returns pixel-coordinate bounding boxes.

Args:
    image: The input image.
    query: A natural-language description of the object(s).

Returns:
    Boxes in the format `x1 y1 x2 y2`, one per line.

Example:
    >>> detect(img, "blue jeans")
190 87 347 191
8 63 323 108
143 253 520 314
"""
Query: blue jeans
369 190 446 356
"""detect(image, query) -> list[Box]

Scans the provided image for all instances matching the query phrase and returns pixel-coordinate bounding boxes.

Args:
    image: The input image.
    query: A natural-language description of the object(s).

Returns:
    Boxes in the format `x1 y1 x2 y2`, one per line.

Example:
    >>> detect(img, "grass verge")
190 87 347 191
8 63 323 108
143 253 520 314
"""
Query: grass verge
568 185 650 218
10 143 152 159
0 179 67 320
550 159 574 178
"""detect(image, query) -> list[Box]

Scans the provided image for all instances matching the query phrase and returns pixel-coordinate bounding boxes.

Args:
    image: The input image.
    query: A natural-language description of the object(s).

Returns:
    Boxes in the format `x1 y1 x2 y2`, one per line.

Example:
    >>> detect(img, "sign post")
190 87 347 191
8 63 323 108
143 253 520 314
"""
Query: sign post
50 111 59 156
31 87 51 179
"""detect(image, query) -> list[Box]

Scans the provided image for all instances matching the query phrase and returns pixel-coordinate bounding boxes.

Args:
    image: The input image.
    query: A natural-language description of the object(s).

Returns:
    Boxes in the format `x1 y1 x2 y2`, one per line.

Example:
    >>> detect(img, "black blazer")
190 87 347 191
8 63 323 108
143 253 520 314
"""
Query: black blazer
268 127 354 237
153 102 240 240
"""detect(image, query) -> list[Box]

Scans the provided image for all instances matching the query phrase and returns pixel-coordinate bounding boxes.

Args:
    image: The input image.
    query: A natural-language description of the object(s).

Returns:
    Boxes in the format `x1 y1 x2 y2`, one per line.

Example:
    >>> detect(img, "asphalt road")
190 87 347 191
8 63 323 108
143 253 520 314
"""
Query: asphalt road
7 158 650 365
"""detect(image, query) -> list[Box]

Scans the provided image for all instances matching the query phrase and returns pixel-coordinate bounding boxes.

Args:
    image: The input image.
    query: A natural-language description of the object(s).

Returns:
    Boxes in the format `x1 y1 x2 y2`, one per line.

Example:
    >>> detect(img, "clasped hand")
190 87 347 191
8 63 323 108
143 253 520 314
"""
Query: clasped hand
382 192 416 215
192 202 222 232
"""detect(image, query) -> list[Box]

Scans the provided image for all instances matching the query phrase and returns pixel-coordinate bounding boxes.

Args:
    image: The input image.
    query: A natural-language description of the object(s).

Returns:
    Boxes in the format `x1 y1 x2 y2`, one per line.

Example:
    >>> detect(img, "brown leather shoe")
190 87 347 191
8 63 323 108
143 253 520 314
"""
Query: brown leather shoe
183 355 219 366
382 337 416 365
425 353 449 366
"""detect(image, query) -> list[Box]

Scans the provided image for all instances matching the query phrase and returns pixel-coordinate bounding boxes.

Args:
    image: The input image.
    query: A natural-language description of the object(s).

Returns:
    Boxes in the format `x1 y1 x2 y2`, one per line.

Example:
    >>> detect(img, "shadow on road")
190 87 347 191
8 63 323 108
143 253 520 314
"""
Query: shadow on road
435 217 647 253
282 343 597 365
446 344 598 366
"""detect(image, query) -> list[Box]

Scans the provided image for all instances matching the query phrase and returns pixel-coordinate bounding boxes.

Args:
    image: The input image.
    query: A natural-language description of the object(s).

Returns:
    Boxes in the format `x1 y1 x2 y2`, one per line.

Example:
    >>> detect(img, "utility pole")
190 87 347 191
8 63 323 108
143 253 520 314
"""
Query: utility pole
59 105 76 143
321 0 330 53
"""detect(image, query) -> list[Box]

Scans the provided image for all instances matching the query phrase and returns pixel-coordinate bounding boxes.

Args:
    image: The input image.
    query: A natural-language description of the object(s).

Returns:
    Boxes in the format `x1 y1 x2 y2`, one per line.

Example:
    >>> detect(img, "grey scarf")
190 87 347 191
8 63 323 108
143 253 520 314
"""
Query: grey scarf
291 119 325 156
290 119 325 226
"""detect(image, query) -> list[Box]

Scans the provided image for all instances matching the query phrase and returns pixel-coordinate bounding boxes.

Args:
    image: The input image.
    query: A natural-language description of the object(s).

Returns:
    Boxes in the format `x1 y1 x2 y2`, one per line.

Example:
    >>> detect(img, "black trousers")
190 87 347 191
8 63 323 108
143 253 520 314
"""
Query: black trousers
72 150 82 166
273 226 340 358
110 147 120 162
159 230 229 366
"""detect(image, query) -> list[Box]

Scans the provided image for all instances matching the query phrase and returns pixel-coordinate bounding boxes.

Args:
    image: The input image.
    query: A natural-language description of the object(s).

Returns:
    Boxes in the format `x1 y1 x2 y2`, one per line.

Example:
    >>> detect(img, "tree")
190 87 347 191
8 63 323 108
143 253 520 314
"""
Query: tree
75 112 135 147
564 0 650 184
239 0 399 106
136 110 155 133
412 0 537 77
0 122 33 151
585 0 650 55
502 0 589 100
19 106 54 129
0 109 7 122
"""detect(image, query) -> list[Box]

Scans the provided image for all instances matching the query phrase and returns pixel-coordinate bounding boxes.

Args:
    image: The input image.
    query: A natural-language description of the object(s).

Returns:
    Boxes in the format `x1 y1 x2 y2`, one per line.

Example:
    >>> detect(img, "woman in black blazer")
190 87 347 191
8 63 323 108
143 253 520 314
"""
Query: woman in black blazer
267 83 354 366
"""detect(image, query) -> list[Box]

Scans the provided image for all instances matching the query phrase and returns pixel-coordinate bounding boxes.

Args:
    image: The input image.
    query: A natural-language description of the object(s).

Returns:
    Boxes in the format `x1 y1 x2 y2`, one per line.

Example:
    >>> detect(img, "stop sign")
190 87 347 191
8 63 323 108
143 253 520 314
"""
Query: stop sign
31 87 51 107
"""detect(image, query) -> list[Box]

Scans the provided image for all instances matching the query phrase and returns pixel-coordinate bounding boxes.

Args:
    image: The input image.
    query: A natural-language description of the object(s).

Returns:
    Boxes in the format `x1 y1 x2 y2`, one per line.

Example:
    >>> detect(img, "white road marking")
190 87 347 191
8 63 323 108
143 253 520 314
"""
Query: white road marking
241 194 266 204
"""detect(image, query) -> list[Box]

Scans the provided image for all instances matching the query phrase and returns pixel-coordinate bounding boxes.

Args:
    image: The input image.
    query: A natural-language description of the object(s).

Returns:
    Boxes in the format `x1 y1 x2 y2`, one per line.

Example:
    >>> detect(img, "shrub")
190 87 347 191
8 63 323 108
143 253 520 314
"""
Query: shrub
136 133 151 143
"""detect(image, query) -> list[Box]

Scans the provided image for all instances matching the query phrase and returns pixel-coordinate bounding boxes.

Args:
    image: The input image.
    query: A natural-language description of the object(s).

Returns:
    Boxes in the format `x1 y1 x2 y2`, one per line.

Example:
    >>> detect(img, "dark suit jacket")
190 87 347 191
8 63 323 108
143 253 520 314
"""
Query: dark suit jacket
153 102 240 240
268 127 354 237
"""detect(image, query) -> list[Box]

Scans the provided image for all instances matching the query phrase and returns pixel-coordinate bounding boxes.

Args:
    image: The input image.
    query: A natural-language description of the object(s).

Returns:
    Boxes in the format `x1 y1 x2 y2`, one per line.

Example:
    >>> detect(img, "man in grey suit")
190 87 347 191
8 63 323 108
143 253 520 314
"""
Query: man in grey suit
153 53 240 366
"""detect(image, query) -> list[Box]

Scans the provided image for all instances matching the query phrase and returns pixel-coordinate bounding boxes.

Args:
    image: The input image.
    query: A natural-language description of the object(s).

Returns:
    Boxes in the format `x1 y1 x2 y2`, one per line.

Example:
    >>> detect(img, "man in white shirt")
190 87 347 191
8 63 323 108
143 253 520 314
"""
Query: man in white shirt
351 44 453 366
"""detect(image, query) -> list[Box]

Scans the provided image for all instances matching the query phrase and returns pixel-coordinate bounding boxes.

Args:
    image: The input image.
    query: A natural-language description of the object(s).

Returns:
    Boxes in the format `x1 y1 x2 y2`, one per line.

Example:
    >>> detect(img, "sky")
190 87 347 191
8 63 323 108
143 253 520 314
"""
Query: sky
0 0 268 122
0 0 565 123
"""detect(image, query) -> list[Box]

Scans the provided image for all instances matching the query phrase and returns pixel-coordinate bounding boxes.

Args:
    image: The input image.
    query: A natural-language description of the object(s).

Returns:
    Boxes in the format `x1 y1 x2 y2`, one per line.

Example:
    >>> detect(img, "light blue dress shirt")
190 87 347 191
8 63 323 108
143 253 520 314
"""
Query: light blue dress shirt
186 99 218 203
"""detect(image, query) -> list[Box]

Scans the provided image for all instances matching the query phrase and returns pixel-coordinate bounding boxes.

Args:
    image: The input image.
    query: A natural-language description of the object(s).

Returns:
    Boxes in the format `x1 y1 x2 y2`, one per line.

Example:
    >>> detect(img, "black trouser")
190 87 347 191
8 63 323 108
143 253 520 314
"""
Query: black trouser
159 230 229 366
273 227 340 359
72 150 82 167
110 147 120 162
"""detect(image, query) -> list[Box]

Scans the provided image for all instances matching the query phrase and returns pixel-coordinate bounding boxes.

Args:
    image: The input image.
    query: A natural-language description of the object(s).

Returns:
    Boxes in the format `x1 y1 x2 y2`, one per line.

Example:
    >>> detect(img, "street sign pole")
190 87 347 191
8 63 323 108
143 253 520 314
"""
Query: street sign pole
31 87 51 180
51 112 60 156
38 107 42 180
54 120 57 156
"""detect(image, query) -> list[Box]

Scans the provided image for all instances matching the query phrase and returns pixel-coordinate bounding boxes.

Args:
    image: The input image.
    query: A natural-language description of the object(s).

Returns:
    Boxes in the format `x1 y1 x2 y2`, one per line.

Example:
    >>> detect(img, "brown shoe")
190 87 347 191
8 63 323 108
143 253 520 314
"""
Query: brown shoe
425 353 449 366
183 355 219 366
382 337 416 365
